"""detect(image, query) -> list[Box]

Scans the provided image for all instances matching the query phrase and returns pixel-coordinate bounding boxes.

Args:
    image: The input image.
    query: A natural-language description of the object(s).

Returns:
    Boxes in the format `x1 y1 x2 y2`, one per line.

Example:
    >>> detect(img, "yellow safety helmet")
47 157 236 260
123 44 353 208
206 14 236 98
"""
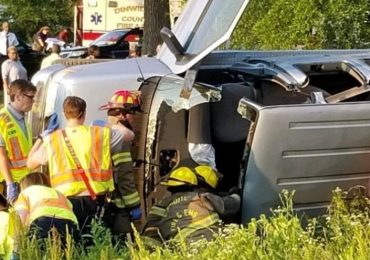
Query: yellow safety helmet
194 165 223 189
160 167 198 187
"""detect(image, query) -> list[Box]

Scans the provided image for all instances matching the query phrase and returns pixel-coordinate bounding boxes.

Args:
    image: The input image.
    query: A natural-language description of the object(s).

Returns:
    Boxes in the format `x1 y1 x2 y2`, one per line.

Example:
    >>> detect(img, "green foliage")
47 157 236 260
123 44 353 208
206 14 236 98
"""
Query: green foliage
130 189 370 259
231 0 273 49
231 0 370 49
13 189 370 259
0 0 78 42
17 220 129 260
322 0 370 48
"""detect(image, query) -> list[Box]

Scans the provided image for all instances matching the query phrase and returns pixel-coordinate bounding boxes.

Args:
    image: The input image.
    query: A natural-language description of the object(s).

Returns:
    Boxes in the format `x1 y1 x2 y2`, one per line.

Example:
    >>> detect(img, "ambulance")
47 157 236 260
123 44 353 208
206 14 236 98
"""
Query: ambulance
74 0 183 46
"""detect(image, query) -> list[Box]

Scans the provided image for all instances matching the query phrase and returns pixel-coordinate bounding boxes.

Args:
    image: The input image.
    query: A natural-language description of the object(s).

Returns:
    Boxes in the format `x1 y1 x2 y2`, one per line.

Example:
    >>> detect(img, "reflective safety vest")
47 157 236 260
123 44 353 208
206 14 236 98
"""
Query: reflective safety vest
14 185 78 226
0 107 32 182
44 125 114 197
0 209 19 259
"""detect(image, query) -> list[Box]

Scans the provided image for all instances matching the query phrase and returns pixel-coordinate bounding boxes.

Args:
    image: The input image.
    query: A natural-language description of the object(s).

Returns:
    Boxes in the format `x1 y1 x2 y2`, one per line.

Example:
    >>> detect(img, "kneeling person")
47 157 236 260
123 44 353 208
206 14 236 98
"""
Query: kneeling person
142 167 231 244
14 172 79 240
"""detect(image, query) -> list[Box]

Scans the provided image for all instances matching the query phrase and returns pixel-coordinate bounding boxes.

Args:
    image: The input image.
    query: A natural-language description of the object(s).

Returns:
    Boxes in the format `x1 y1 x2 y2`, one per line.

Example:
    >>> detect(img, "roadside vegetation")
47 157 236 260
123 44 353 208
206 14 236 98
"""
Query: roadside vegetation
15 188 370 259
231 0 370 49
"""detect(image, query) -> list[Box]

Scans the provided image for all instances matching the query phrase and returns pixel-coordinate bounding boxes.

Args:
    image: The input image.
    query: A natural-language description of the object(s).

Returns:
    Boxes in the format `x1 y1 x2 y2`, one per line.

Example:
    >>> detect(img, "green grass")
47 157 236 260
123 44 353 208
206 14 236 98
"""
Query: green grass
9 188 370 260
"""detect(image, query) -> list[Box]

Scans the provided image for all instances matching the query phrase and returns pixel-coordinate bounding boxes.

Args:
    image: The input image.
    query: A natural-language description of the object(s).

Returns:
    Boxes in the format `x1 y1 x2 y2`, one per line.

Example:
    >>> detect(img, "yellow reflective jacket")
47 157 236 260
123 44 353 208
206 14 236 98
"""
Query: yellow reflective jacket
14 185 78 226
0 209 21 259
0 107 32 182
44 125 114 197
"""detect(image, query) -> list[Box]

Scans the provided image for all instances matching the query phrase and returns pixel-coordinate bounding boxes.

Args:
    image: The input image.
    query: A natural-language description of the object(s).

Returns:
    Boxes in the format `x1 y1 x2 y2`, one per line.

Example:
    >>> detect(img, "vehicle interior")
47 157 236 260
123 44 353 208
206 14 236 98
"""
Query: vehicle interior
131 53 370 224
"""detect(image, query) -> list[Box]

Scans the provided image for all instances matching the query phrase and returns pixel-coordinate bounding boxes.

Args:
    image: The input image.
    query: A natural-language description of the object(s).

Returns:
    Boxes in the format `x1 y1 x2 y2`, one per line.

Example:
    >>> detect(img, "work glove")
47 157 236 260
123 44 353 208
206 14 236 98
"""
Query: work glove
91 119 107 127
129 206 142 220
41 113 59 138
6 182 18 204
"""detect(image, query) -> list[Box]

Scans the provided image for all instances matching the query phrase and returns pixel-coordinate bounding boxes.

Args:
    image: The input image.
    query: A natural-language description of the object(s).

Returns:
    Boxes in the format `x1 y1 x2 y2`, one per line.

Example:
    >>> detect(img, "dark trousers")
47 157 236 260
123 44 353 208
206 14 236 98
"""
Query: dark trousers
68 195 106 236
103 204 132 241
30 216 79 241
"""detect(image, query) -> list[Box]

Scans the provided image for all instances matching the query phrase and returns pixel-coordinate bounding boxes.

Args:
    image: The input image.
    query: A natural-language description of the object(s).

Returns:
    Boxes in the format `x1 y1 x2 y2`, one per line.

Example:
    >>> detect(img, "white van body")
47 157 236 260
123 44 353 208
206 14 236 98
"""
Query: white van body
30 57 171 133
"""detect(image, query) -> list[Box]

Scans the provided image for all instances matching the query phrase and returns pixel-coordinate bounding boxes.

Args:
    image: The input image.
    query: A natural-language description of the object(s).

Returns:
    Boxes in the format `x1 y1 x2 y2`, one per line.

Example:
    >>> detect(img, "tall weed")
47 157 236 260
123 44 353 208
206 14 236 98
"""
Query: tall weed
13 189 370 259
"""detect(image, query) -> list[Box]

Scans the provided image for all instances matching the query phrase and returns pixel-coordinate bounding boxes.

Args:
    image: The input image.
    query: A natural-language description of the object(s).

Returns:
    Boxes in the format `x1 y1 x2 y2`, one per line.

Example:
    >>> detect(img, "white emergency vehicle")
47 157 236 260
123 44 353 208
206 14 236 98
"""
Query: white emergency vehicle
74 0 183 46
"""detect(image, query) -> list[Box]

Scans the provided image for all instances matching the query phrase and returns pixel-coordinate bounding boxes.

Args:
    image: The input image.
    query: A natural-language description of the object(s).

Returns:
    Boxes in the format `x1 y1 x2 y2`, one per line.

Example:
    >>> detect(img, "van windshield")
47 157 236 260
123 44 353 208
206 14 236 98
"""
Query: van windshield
90 30 130 46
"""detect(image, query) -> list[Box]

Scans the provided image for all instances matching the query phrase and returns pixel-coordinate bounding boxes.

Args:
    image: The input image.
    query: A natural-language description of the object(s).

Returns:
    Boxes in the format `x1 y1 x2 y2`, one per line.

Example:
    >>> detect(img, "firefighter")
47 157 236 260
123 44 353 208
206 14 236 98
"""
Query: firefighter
97 90 141 239
14 172 79 240
193 165 241 222
142 166 226 244
26 96 130 236
0 79 37 204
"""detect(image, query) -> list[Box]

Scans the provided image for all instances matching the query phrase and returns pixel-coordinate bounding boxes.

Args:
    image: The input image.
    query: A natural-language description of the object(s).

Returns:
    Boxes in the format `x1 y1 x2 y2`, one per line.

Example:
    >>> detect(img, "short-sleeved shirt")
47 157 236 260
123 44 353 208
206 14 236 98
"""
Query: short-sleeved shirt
36 32 48 45
1 59 27 82
0 104 29 146
0 32 18 56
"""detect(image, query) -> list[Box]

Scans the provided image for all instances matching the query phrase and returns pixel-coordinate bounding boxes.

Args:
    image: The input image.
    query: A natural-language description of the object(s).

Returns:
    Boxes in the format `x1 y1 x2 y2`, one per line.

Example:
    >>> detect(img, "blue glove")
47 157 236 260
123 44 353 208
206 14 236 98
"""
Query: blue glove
6 182 18 203
47 112 59 131
129 206 142 220
40 113 59 139
91 119 107 127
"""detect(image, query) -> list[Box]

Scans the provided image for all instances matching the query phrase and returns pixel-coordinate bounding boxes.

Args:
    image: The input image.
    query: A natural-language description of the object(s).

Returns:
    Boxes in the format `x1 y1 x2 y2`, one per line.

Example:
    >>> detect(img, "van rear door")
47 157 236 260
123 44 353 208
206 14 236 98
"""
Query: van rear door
240 100 370 222
158 0 249 74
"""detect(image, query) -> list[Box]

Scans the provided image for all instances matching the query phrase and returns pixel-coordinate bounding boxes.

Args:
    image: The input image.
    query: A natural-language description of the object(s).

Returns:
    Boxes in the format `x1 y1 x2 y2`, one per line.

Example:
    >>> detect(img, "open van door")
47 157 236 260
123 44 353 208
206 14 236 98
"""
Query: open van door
240 100 370 222
157 0 249 74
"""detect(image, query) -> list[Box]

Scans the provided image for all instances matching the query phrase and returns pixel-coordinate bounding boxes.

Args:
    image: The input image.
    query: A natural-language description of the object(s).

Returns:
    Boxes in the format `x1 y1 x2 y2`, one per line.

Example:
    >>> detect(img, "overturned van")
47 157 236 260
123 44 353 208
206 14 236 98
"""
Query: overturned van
28 0 370 226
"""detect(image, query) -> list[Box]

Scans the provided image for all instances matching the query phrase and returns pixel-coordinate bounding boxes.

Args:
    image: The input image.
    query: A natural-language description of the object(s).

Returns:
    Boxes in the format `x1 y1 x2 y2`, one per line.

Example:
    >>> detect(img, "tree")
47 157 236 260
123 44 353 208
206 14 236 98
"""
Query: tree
251 0 325 49
231 0 370 50
0 0 78 42
142 0 171 56
322 0 370 48
231 0 274 49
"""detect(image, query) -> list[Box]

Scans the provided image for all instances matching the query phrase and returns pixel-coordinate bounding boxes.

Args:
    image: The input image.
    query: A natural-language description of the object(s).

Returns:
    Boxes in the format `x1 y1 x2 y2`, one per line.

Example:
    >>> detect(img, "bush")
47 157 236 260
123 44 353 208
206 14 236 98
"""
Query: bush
12 188 370 259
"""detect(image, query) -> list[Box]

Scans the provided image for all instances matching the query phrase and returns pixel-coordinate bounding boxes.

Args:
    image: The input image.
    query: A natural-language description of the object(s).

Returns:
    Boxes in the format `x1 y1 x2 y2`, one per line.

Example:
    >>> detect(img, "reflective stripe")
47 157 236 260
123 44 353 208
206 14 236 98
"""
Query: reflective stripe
90 126 103 174
51 168 113 186
149 206 167 217
32 192 71 212
122 191 140 206
9 158 28 169
112 152 132 165
114 191 140 208
51 131 67 174
174 213 219 240
9 137 22 160
113 198 125 208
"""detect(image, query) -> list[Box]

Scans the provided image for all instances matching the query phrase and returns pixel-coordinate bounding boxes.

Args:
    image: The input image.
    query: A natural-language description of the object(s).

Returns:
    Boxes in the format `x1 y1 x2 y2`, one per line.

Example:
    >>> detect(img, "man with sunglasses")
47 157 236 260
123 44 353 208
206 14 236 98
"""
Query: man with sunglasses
97 90 142 240
0 79 36 203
